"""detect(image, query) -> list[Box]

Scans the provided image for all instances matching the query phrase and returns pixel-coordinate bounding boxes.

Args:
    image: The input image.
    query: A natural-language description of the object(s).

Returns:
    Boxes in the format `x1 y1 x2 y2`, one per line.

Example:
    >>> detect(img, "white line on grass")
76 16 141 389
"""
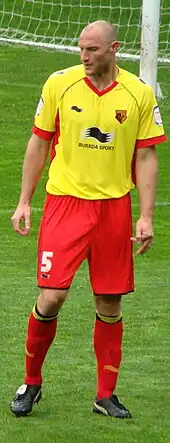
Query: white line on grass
0 201 170 215
0 80 39 88
0 207 42 214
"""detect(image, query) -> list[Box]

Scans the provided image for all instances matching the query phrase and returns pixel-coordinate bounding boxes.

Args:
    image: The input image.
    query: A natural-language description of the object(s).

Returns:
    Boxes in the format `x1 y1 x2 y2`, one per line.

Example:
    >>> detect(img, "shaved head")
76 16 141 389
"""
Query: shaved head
80 21 117 44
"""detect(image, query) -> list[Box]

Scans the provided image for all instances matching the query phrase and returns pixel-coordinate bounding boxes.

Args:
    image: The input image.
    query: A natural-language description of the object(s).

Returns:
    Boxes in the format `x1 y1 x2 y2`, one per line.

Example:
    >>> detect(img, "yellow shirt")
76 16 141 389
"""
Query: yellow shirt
33 64 166 199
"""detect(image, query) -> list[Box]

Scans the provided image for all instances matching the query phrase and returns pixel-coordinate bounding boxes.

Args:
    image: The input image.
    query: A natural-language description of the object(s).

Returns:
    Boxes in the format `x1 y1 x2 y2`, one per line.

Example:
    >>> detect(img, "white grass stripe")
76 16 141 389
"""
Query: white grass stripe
0 207 42 214
133 201 170 207
1 38 170 64
0 201 170 215
0 80 39 88
155 201 170 206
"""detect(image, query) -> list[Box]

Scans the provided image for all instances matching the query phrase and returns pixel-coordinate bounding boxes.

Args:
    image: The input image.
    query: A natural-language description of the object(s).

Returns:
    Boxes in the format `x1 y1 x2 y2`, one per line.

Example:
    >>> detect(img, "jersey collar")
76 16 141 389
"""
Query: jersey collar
84 77 118 96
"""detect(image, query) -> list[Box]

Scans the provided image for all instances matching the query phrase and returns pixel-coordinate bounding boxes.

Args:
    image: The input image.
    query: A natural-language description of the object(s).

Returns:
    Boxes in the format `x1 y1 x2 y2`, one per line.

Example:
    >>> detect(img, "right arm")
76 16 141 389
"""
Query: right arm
11 133 51 236
12 72 63 235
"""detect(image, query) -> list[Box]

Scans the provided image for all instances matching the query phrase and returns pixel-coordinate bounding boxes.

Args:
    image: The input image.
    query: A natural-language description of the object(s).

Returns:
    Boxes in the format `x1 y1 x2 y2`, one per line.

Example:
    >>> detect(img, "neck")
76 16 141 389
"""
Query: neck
88 66 118 91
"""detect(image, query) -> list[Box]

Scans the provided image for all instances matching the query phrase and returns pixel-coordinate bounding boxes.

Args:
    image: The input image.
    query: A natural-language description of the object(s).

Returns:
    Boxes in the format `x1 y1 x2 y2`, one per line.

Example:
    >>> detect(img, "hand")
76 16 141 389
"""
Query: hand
131 216 153 256
11 203 31 236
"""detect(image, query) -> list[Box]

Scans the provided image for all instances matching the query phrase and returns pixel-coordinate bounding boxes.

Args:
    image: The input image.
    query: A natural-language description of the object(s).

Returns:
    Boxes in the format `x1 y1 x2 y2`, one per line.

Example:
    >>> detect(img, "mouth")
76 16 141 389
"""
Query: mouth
84 64 92 68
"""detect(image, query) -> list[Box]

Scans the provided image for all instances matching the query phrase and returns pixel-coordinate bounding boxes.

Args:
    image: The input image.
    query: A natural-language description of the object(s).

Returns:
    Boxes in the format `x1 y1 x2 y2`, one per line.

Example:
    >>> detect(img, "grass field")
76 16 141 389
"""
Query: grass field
0 7 170 443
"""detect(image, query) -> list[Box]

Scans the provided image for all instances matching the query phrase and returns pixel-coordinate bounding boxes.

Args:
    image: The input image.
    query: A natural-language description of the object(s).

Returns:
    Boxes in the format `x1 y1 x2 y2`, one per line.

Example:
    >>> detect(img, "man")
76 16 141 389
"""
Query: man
10 20 166 418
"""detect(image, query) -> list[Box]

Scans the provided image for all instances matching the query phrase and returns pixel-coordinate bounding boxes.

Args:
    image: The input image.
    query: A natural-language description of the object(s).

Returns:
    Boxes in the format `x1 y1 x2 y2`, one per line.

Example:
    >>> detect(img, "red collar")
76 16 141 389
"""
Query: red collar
84 77 118 96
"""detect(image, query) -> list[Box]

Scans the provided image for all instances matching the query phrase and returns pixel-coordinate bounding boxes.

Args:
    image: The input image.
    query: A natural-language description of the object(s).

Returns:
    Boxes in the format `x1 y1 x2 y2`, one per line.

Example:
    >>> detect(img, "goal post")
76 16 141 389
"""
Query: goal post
140 0 162 96
0 1 169 95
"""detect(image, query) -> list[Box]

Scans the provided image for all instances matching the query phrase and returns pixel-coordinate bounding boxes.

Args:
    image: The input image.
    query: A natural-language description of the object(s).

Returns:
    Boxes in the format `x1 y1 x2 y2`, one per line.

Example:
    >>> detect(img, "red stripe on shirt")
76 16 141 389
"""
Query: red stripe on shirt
135 134 167 148
32 125 55 141
50 111 60 162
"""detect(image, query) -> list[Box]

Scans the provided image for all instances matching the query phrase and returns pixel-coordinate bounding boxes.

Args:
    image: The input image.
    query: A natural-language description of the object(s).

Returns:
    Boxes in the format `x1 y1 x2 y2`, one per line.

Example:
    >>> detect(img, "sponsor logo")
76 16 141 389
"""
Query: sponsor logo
78 142 114 150
70 105 82 112
82 127 114 143
115 110 127 124
35 96 44 116
153 105 163 126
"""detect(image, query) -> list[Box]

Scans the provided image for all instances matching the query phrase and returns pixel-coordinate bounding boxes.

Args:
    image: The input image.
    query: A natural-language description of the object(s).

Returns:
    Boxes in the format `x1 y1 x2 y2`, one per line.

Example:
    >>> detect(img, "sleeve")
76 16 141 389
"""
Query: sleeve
136 84 166 148
32 77 58 141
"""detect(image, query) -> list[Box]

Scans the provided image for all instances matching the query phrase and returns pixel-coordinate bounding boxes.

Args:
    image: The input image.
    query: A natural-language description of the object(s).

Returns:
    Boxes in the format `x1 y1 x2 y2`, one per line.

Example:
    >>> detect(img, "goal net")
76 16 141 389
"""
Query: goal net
0 0 169 63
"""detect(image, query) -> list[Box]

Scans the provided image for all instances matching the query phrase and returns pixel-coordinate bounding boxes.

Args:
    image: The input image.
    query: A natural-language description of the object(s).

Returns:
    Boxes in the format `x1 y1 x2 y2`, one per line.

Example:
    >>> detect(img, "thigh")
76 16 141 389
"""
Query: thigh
88 193 134 295
37 194 98 289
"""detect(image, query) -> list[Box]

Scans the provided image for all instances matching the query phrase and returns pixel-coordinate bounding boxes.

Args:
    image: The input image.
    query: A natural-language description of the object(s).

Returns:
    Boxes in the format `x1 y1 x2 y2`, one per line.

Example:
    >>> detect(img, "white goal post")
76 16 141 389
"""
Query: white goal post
0 0 169 95
140 0 162 96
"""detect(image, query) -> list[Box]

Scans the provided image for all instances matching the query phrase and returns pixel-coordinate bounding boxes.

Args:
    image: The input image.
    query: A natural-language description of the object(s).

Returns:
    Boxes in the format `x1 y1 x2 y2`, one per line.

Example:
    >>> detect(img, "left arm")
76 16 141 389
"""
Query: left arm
132 145 158 255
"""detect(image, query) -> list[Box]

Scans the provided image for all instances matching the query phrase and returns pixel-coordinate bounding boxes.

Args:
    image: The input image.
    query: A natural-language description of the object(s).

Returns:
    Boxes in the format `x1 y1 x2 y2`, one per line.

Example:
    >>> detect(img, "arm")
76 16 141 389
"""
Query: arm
136 145 158 218
11 133 51 236
133 146 158 255
19 133 51 204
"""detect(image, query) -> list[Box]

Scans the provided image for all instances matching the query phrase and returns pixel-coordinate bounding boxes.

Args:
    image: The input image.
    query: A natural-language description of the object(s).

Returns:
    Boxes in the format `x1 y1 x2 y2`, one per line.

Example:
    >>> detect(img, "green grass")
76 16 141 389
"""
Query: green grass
0 42 170 443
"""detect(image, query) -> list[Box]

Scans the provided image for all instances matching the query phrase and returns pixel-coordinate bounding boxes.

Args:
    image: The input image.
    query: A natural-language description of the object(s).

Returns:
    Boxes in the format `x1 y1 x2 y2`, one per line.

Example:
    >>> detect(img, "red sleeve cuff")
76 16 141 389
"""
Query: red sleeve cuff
135 134 167 148
32 125 55 141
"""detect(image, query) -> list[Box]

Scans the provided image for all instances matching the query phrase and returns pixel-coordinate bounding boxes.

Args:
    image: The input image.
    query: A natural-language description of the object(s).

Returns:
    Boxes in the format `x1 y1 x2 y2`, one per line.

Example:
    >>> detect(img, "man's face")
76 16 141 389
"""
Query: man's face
78 30 116 76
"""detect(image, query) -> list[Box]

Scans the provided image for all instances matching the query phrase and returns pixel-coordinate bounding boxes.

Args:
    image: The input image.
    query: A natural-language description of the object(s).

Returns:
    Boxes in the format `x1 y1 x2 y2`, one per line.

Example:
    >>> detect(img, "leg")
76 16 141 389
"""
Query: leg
94 294 123 400
95 293 121 316
25 288 69 387
10 195 99 416
93 294 131 418
88 195 133 418
10 288 68 417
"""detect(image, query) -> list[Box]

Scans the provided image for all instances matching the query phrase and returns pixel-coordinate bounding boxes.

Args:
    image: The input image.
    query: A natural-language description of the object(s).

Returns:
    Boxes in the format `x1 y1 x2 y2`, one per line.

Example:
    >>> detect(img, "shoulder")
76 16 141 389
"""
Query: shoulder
45 64 85 90
117 67 155 106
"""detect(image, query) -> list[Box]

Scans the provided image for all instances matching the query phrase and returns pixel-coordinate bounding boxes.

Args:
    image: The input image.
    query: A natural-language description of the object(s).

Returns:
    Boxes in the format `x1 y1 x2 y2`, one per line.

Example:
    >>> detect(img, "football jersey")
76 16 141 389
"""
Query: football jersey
33 64 166 199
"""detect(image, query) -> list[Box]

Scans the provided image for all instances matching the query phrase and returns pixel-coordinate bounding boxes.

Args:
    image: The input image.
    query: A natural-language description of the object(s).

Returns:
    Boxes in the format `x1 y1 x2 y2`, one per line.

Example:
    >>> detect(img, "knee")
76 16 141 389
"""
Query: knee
37 288 69 315
95 294 122 316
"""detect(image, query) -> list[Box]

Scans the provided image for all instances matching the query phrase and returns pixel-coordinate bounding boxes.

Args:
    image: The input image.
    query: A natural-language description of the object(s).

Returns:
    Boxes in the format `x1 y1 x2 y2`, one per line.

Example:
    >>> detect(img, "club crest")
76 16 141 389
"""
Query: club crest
115 110 127 124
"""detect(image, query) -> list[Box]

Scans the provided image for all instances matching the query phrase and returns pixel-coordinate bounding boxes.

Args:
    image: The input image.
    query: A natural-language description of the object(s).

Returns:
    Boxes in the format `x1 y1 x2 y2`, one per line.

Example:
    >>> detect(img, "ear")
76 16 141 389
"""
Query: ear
111 41 119 54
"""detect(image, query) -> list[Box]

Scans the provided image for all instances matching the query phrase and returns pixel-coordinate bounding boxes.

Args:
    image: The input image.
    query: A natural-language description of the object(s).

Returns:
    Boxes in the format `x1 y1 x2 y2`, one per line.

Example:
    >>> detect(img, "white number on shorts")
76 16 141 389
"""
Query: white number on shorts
40 251 53 272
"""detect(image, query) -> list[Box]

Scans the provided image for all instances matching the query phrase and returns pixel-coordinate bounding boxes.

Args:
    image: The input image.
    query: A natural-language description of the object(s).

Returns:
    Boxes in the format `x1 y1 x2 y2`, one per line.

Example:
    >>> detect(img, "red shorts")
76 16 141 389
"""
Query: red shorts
37 194 134 294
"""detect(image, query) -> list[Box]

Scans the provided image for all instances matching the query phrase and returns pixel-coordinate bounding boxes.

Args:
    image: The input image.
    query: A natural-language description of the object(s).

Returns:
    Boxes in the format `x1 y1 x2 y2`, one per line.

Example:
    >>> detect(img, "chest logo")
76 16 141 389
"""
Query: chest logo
83 127 114 143
115 110 127 124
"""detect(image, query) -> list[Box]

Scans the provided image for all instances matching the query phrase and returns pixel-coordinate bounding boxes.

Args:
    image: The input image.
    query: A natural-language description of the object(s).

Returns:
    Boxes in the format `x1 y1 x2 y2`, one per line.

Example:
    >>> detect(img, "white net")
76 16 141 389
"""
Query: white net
0 0 169 63
159 0 170 63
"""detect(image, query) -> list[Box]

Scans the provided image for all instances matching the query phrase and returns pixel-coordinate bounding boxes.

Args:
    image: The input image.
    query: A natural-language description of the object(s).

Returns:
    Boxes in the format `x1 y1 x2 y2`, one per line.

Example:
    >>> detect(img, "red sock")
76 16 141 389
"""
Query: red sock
25 306 57 386
93 312 123 400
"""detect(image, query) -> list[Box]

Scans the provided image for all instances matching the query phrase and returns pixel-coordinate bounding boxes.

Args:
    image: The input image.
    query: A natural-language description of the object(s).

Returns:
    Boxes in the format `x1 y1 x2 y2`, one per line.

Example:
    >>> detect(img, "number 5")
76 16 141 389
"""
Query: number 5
41 251 53 272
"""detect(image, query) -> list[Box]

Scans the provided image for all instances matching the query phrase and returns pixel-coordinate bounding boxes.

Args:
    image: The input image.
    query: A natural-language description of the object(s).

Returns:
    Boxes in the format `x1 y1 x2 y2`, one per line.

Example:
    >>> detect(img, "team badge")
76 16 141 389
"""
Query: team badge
115 110 127 124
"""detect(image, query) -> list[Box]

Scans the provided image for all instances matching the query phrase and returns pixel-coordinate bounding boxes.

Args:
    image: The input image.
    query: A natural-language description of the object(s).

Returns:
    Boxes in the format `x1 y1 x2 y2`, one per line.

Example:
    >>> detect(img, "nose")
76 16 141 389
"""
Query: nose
81 49 90 62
